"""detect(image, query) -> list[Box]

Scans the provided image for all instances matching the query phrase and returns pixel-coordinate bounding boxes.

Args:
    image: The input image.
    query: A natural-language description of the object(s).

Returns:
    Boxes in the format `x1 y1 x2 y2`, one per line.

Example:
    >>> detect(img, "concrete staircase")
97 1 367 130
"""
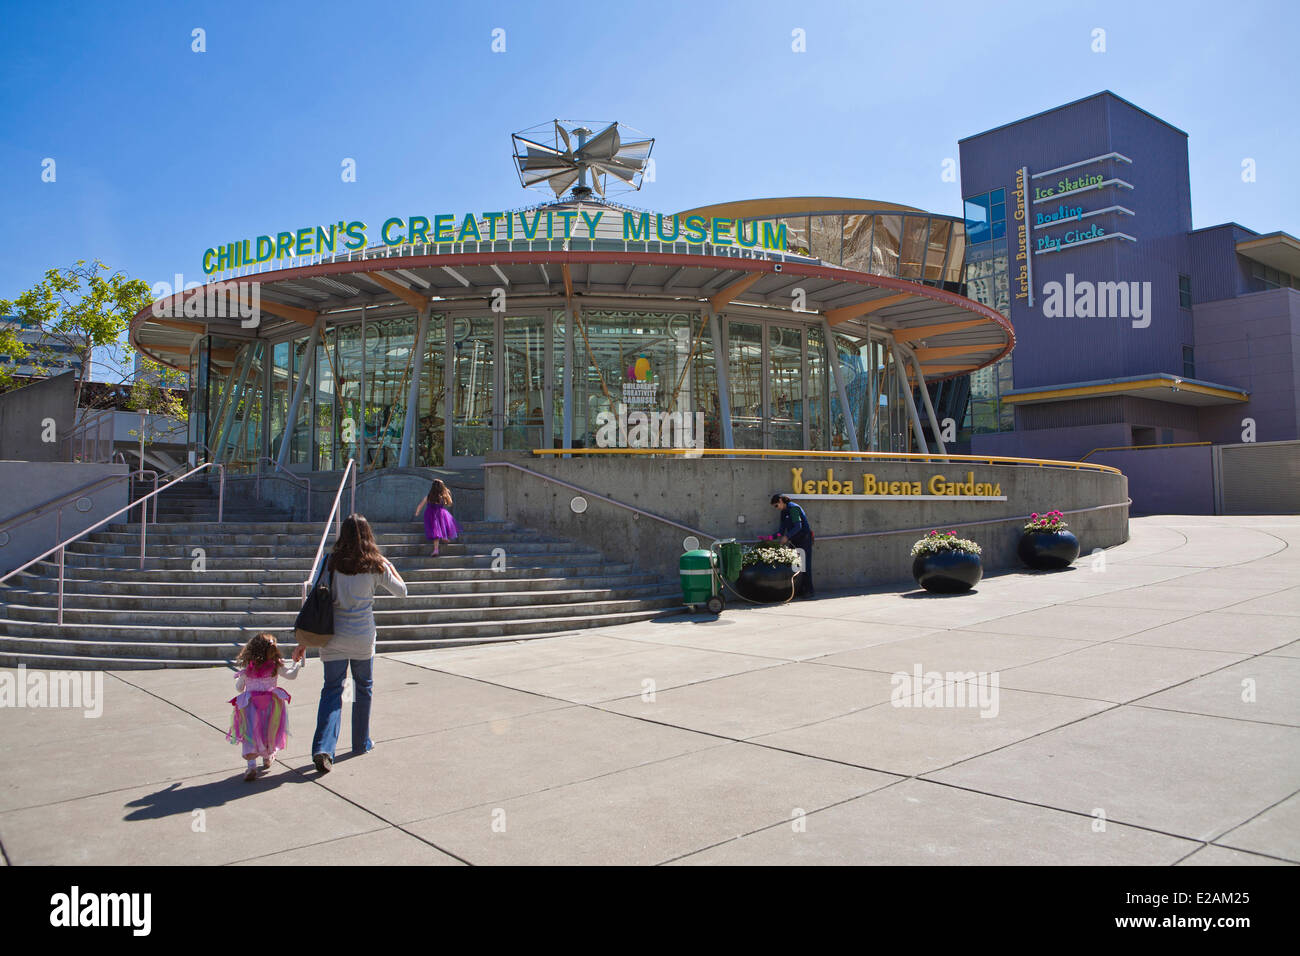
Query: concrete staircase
0 482 681 669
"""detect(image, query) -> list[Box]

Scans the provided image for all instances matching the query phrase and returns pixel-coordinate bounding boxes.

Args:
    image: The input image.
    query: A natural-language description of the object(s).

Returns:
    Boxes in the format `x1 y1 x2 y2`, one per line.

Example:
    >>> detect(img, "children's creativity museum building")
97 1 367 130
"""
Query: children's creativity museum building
129 97 1297 588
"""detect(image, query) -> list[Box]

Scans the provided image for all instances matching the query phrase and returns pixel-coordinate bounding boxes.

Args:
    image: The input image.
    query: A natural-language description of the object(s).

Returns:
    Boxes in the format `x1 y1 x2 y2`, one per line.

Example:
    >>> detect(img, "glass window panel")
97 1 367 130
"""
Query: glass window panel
727 320 763 449
500 314 546 452
416 315 445 466
768 325 803 450
363 315 416 469
872 215 902 276
314 334 336 470
551 310 566 448
781 216 811 256
289 335 312 466
842 213 874 272
571 309 706 449
805 324 831 450
269 341 290 461
899 216 928 279
964 196 991 246
336 324 363 467
925 219 952 282
810 215 843 265
991 188 1005 204
450 315 494 458
946 228 967 284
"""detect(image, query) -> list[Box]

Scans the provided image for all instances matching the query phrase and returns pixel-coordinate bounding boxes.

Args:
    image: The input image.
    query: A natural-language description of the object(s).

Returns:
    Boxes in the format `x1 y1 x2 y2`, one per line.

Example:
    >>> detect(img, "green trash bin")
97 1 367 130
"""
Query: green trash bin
680 549 718 611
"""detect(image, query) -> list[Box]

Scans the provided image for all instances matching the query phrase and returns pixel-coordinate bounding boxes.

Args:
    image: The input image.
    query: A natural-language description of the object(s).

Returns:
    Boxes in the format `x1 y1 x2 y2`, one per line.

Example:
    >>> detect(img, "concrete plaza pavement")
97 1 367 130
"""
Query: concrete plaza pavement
1 515 1297 865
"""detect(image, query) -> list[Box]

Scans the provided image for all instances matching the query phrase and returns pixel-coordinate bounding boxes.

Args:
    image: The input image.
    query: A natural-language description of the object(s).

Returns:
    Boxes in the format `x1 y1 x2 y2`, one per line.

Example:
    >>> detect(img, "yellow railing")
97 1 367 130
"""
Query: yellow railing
530 447 1122 475
1079 441 1210 461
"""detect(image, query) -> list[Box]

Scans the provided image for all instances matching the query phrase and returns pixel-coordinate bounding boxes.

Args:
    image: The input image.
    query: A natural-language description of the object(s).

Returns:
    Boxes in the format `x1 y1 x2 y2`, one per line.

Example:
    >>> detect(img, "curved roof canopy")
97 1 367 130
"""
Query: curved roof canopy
133 203 1012 381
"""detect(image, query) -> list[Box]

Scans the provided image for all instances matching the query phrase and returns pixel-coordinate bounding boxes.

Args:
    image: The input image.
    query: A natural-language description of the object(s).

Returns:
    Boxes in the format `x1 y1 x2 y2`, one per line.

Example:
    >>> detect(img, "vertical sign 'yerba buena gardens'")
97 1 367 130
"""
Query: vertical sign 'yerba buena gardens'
1013 166 1033 306
201 212 789 275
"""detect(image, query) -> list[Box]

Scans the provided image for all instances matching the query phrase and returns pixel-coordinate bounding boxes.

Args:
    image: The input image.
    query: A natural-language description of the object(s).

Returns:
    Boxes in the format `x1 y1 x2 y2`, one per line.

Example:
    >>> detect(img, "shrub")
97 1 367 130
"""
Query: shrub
1024 510 1068 533
910 529 982 558
742 544 799 568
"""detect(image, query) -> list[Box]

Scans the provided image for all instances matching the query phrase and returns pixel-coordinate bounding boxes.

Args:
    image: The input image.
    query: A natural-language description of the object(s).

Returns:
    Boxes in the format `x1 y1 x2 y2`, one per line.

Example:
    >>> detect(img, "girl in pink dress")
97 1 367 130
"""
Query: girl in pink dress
227 632 305 781
414 479 461 557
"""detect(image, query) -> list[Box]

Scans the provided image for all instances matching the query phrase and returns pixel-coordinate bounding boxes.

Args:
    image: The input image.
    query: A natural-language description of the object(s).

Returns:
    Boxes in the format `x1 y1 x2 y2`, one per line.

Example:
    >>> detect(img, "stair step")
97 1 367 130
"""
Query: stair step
0 511 678 667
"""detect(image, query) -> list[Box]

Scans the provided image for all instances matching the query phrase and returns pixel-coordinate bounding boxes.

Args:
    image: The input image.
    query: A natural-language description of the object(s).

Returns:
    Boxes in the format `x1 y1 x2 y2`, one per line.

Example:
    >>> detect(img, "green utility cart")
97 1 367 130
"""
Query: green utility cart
679 538 743 614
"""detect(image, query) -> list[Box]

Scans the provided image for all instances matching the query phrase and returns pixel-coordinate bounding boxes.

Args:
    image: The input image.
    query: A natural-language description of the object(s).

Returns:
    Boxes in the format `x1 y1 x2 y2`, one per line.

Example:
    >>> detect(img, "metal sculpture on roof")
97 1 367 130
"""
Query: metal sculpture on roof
512 120 654 199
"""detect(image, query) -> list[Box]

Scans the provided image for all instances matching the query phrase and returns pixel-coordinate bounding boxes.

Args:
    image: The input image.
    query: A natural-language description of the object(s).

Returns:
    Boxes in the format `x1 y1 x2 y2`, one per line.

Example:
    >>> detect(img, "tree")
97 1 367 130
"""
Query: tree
0 260 152 410
125 356 188 463
0 323 28 390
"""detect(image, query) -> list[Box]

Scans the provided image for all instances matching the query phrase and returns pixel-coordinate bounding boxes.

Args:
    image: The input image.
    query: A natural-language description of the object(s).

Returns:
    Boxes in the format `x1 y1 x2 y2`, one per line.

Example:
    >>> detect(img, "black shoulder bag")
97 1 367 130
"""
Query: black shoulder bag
294 555 335 648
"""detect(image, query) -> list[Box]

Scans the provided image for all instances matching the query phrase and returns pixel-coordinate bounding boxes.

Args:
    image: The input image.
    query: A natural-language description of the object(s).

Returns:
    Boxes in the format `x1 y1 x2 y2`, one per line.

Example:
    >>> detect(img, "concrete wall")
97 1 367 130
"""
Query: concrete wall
973 423 1131 461
1089 445 1213 515
0 371 76 462
222 466 484 524
1195 288 1300 444
484 452 1129 589
0 460 130 574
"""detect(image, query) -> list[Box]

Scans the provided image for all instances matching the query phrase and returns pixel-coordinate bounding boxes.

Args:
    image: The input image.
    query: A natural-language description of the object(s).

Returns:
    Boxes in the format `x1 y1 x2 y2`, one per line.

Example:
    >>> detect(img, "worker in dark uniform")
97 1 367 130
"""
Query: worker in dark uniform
771 494 815 598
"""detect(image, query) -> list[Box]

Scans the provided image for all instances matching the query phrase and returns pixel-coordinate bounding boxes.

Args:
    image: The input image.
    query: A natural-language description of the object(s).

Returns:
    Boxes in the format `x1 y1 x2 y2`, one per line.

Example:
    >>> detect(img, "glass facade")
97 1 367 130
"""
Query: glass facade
193 304 947 471
769 210 966 288
963 188 1014 435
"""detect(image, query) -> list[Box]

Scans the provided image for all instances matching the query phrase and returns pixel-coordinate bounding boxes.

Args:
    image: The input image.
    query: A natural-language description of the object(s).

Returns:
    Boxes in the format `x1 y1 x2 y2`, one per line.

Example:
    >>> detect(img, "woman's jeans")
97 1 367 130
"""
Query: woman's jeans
312 657 374 758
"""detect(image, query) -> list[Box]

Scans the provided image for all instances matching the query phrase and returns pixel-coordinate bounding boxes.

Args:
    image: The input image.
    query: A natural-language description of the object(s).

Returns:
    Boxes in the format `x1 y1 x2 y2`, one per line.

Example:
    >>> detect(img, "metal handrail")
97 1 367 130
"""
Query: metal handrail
530 447 1124 476
302 458 357 601
0 471 135 539
1079 441 1210 461
816 498 1134 541
0 461 224 625
482 461 709 538
255 457 313 522
60 406 115 463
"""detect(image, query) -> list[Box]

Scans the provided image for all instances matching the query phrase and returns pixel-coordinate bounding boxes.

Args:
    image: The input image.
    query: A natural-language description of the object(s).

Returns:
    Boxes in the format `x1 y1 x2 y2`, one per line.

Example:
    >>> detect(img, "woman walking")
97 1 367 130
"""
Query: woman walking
293 514 406 773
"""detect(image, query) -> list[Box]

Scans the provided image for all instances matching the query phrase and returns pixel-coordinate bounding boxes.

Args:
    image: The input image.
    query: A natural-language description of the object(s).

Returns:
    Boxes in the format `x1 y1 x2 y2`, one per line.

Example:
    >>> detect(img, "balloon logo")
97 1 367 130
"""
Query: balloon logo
628 357 651 382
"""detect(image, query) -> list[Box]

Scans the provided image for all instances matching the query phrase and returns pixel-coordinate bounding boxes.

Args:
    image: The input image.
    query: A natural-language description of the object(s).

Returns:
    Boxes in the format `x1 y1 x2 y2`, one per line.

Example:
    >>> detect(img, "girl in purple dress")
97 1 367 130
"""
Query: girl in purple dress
414 479 460 556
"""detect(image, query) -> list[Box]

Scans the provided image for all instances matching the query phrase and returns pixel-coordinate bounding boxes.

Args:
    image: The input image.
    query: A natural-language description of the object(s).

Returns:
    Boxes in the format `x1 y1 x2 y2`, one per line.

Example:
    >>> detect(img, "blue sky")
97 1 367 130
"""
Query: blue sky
1 0 1295 377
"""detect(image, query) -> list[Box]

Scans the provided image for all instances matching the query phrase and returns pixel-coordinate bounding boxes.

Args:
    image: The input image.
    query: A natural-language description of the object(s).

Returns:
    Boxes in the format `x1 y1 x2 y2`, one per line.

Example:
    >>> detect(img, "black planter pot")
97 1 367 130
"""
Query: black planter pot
911 549 983 593
1018 530 1080 570
735 561 798 602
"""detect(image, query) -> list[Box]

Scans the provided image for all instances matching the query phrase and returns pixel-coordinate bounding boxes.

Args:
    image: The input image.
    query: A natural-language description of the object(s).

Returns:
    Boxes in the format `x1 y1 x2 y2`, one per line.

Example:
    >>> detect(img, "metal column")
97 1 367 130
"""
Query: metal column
357 305 367 468
276 320 321 470
901 343 947 454
823 320 859 452
398 307 430 467
543 310 555 450
562 304 574 451
709 306 734 449
889 341 929 454
214 346 254 463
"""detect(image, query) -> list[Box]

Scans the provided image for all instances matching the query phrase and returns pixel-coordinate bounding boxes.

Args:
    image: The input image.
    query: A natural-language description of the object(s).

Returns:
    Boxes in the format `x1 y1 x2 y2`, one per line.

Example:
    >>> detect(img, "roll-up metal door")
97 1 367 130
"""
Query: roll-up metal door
1214 440 1300 515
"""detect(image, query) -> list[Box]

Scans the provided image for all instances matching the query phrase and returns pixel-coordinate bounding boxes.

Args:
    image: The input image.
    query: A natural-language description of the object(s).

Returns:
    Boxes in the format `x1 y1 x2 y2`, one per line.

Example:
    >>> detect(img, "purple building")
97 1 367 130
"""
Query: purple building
956 91 1299 498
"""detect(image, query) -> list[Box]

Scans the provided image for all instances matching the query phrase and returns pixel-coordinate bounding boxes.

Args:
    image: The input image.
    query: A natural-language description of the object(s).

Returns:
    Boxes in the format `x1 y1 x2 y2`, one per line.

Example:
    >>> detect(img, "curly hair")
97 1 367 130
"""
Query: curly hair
426 479 453 507
234 632 283 672
328 514 388 575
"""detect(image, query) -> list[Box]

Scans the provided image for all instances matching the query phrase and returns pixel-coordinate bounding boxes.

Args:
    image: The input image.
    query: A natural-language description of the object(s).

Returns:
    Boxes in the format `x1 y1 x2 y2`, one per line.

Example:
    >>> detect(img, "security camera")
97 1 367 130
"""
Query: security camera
774 263 783 273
